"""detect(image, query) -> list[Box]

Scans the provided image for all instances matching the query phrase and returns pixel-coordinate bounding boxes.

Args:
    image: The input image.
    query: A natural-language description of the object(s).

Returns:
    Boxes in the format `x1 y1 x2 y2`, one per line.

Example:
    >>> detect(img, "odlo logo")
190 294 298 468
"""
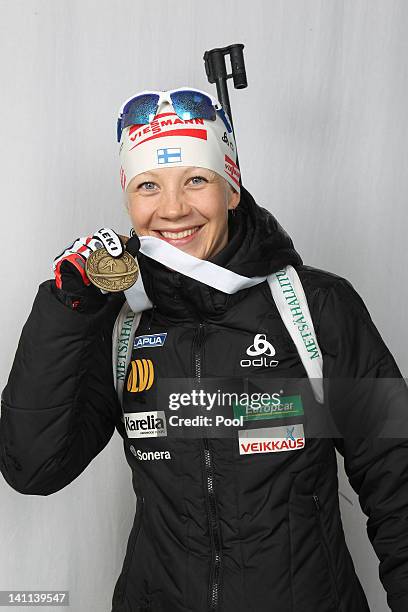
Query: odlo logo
127 359 154 392
240 334 279 368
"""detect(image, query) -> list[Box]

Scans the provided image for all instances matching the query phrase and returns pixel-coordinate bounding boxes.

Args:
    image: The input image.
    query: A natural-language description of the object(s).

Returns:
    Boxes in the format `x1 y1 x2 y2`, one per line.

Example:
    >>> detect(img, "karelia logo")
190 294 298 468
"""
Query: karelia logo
133 333 167 350
125 411 167 439
127 359 155 392
238 423 305 455
240 334 279 368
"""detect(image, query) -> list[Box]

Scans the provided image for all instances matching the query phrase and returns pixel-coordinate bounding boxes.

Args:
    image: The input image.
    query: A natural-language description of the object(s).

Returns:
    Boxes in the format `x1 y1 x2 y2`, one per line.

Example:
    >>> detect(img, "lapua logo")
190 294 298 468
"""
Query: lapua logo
133 333 167 350
127 359 154 392
240 333 279 368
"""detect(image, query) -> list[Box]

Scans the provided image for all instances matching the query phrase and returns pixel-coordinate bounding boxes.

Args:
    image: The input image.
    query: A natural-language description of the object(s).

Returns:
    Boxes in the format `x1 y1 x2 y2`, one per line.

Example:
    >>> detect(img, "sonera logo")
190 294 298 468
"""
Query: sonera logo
240 334 279 368
127 359 155 392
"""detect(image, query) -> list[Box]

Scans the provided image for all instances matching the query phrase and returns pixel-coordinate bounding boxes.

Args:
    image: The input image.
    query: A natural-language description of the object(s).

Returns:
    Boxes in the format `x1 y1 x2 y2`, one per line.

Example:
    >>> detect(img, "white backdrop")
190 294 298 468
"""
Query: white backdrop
1 1 407 610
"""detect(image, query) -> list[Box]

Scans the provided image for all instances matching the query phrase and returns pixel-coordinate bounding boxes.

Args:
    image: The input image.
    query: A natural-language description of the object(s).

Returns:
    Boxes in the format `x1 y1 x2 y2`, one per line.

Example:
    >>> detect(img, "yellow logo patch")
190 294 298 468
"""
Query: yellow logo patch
127 359 155 392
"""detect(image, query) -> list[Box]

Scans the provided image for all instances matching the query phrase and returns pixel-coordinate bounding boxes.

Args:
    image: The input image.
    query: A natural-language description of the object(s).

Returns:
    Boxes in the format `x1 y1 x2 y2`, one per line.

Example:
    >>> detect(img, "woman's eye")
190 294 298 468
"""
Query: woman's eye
190 176 207 185
137 176 207 190
139 181 156 190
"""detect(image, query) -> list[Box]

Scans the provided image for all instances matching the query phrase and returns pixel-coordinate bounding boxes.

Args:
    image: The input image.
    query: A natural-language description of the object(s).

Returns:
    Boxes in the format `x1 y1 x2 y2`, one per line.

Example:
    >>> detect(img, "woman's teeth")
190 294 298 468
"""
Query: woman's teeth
160 227 199 239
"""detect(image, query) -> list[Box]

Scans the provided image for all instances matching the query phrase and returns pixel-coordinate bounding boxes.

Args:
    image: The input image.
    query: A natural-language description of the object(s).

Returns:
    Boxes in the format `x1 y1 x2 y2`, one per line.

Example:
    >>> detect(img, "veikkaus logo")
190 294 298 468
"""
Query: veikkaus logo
124 410 167 439
238 423 305 455
240 334 279 368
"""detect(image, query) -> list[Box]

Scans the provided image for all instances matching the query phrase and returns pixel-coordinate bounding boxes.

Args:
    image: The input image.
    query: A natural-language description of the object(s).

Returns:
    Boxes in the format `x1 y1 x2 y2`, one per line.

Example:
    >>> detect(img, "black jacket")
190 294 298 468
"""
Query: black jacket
1 185 408 612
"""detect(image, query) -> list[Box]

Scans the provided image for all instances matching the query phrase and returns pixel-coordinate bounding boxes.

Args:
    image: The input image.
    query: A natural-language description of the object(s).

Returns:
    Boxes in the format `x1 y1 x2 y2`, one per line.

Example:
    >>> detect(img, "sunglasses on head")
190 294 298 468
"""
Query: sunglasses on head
116 86 233 142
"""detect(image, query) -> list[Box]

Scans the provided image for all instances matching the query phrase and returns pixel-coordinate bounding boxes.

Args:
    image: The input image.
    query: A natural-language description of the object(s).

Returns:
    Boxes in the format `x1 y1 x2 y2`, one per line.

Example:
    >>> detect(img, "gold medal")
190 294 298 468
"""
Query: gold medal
85 248 139 292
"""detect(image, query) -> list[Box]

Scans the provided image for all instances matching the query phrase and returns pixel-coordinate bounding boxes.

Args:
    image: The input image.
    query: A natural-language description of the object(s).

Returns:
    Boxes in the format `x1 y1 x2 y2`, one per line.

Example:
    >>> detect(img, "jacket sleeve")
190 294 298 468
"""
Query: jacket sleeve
317 276 408 612
0 280 123 496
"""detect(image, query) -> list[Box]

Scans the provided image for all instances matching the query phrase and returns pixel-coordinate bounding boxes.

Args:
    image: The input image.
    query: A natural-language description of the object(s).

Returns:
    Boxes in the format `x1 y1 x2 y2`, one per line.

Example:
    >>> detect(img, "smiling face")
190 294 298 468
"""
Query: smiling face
125 166 240 260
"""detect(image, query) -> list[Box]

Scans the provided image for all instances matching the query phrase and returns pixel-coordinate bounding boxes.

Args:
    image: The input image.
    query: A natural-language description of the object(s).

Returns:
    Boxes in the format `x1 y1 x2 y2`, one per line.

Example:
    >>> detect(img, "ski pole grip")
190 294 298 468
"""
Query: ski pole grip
229 44 247 89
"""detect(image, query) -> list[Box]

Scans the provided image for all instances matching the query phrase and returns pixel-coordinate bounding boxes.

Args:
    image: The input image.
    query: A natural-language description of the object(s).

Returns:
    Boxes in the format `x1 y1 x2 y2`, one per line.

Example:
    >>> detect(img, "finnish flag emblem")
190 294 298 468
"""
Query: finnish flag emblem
157 148 182 164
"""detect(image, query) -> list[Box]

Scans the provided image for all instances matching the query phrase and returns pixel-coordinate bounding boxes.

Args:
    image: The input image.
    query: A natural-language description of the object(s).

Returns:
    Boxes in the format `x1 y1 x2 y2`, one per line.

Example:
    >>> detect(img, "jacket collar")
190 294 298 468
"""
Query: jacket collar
137 185 303 320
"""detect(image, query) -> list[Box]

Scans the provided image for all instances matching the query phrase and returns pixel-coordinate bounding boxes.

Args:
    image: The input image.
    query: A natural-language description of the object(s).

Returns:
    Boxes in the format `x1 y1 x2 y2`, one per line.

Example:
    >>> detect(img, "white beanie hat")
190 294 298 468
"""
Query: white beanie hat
118 89 240 194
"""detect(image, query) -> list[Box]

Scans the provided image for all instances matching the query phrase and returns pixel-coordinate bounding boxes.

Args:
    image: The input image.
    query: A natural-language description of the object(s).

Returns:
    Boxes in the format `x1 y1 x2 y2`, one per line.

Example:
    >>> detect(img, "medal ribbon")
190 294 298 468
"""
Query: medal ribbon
124 235 267 312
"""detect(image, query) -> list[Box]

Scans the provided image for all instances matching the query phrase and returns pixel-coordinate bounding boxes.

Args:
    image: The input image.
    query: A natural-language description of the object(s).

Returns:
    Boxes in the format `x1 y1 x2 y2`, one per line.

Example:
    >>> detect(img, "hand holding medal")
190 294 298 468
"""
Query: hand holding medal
85 231 139 292
53 227 140 293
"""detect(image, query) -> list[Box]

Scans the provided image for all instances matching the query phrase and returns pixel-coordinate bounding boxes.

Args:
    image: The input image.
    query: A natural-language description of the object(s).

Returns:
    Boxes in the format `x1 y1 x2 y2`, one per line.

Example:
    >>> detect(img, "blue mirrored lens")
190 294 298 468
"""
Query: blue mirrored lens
122 94 160 129
170 90 216 121
117 90 223 142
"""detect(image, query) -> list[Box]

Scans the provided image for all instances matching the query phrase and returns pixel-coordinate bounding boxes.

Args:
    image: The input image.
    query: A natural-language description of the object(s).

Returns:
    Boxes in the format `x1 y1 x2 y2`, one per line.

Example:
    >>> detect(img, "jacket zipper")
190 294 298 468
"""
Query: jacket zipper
194 323 222 611
312 493 339 608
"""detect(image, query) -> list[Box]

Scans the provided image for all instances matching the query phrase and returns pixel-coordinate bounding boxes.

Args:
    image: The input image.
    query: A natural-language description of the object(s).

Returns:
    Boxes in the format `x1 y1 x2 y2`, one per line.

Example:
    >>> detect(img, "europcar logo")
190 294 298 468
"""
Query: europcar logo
238 423 305 455
240 334 279 368
127 359 155 392
233 395 304 422
133 333 167 350
125 411 167 439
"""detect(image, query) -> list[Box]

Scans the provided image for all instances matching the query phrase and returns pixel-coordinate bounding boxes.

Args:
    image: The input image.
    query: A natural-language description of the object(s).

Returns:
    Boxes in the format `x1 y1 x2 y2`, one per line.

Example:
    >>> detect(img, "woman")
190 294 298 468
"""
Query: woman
1 87 408 612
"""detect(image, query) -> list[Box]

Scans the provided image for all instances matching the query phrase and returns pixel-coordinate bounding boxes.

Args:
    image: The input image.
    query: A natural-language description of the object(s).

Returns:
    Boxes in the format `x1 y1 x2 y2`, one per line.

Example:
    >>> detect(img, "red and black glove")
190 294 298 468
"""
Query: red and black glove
52 228 140 312
53 228 125 291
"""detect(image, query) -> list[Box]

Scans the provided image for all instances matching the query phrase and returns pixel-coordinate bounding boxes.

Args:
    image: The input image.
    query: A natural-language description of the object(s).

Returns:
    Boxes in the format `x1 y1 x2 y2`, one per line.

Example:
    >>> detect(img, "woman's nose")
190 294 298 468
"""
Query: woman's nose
156 192 192 219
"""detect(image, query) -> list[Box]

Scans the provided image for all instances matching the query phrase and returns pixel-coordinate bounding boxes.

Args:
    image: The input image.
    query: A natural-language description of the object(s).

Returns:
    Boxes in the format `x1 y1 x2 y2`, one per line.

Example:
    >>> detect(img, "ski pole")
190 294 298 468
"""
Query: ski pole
203 43 247 187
